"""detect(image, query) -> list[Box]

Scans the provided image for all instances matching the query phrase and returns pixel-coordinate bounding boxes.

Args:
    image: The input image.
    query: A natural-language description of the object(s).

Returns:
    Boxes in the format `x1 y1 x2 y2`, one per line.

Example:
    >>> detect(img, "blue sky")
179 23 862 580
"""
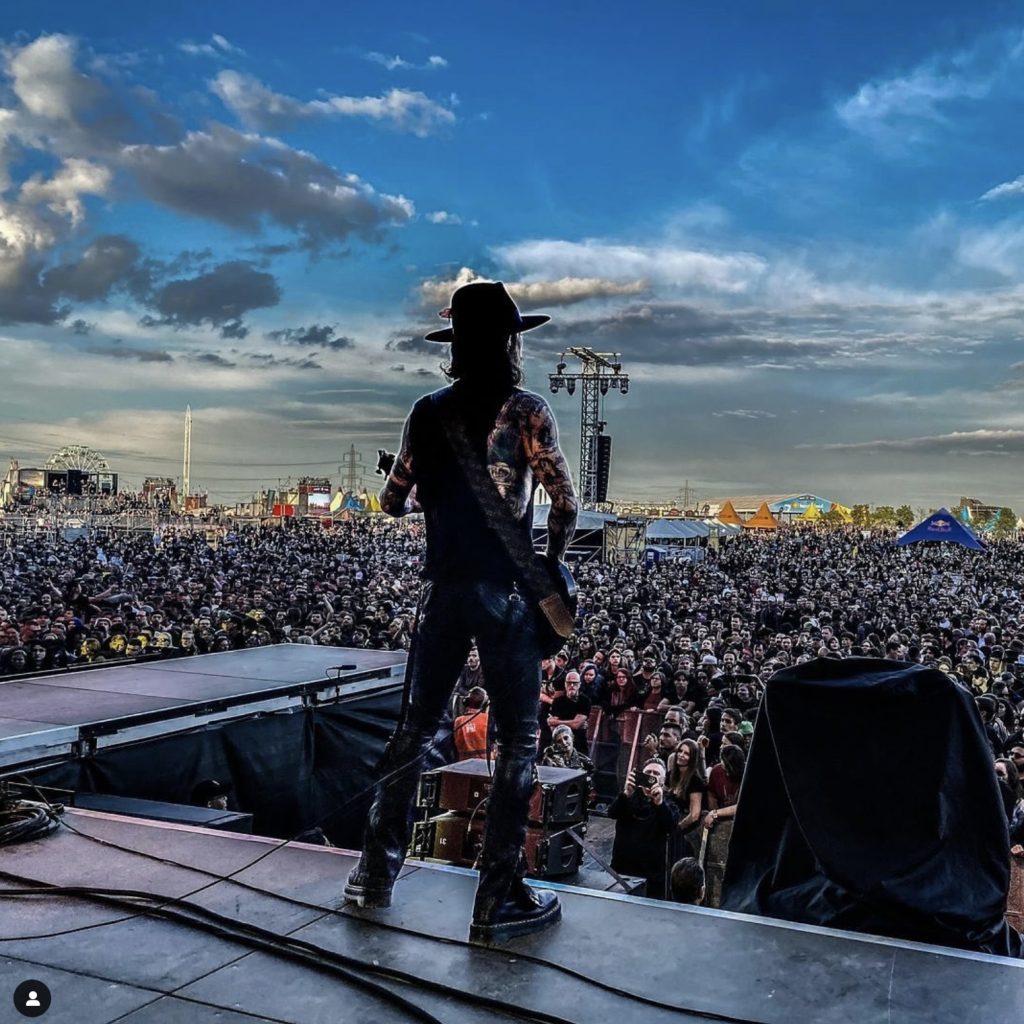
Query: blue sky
2 2 1024 507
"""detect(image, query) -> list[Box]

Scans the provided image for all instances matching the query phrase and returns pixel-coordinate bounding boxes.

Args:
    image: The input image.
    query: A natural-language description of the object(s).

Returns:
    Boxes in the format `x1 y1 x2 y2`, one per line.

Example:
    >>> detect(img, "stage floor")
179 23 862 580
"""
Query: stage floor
0 646 406 770
1 809 1022 1024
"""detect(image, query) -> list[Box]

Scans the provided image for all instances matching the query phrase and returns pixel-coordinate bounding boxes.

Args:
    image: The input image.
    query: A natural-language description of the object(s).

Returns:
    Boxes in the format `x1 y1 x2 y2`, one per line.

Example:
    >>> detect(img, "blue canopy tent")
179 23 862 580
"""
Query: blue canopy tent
896 508 985 551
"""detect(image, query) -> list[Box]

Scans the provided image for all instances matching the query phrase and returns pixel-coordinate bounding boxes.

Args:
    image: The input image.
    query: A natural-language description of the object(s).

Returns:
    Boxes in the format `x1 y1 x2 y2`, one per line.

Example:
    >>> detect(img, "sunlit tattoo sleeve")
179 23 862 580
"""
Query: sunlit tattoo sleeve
379 412 421 517
524 397 578 560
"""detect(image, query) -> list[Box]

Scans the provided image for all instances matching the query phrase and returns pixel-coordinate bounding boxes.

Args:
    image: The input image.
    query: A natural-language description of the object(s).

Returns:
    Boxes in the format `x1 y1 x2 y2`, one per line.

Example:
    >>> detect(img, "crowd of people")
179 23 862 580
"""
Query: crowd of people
3 516 1024 908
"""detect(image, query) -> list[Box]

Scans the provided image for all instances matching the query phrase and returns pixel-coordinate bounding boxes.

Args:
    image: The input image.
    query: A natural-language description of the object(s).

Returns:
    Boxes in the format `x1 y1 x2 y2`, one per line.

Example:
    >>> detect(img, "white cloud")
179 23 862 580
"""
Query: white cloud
425 210 461 225
179 34 245 58
363 51 448 71
835 28 1024 142
19 158 111 226
419 265 649 308
980 175 1024 202
799 429 1024 454
211 70 455 136
956 220 1024 278
211 34 244 55
7 33 102 121
711 409 777 419
495 238 767 297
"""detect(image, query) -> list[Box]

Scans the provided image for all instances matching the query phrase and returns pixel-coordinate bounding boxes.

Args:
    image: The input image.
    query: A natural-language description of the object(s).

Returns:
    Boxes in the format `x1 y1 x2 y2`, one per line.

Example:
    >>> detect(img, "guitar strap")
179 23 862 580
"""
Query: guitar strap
436 395 574 640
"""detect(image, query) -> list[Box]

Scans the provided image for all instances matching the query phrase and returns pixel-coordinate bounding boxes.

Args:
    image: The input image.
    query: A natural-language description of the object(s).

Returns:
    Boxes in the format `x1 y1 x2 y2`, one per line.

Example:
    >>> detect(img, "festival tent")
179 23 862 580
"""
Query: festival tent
744 502 779 530
799 503 822 522
832 503 854 523
645 520 709 562
717 500 744 527
645 519 710 541
896 508 984 551
532 504 614 561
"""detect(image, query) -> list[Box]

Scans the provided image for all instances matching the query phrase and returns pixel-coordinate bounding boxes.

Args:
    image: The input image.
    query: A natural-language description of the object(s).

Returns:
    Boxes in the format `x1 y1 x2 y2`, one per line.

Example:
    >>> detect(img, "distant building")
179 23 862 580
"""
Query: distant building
958 496 1000 523
143 478 178 507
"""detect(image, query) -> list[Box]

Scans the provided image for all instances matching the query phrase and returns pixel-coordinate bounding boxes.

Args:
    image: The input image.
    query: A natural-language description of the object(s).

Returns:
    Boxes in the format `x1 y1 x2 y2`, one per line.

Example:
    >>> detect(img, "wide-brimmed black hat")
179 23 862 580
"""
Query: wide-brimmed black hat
424 281 550 342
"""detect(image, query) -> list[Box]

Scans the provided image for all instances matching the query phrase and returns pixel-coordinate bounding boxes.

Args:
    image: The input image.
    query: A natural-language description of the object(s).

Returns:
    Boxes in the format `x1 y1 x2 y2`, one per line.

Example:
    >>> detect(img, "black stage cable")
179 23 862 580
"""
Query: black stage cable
0 798 61 846
0 874 578 1024
0 694 492 938
2 779 767 1024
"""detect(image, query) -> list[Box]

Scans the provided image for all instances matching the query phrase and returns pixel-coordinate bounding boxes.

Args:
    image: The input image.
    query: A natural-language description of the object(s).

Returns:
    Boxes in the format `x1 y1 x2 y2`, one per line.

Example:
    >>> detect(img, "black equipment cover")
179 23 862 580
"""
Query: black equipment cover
722 658 1022 957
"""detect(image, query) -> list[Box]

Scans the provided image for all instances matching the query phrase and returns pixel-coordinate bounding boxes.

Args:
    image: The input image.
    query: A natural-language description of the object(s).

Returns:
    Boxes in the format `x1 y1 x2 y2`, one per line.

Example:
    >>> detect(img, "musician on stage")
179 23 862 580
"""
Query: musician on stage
344 281 578 942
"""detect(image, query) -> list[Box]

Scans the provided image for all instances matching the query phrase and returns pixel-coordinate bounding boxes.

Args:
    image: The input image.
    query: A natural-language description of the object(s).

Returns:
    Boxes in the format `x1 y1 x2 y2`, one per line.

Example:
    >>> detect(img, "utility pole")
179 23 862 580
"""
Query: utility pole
339 444 365 494
548 348 630 510
181 405 192 511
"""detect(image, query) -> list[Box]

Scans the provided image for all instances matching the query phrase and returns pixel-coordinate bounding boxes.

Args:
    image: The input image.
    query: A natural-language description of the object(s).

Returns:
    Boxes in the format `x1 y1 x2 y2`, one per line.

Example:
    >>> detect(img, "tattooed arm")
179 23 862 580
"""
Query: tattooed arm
524 396 578 561
380 412 421 517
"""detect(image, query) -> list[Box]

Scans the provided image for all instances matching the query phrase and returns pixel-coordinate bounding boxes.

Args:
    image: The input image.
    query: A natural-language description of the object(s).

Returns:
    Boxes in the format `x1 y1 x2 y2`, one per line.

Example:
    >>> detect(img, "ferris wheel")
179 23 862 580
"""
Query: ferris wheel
45 445 112 474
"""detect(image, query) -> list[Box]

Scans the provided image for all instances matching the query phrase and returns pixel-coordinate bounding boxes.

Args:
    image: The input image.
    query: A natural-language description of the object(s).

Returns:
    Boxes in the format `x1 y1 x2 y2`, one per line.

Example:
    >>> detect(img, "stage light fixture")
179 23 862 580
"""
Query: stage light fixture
550 380 560 394
620 377 629 395
566 378 576 395
599 378 610 396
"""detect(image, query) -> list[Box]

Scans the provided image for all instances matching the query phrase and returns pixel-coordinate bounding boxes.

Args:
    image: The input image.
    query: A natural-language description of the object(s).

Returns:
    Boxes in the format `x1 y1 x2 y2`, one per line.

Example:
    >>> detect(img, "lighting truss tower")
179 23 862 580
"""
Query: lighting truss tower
548 347 630 510
181 405 192 510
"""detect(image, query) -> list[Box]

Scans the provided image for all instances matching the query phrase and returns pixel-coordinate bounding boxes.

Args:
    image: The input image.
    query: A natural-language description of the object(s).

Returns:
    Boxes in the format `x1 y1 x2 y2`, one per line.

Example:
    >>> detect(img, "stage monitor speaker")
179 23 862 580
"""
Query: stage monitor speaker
72 792 253 834
417 758 587 826
411 813 583 878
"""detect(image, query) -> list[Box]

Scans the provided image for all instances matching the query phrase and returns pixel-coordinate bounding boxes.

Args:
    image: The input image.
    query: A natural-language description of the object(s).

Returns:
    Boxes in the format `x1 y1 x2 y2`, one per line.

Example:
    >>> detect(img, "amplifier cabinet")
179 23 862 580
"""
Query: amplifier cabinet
417 758 587 826
411 813 583 878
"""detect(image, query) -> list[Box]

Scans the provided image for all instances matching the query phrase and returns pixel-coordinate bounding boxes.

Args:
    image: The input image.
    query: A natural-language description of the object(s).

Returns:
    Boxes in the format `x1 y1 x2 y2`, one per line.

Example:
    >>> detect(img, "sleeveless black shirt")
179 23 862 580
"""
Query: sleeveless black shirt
409 382 534 584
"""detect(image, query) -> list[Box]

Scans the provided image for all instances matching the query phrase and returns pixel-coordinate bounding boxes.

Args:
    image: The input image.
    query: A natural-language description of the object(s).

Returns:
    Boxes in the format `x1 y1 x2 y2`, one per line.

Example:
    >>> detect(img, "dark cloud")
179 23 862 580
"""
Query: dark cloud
385 331 436 356
0 257 68 325
266 323 353 350
83 341 174 363
190 352 236 367
219 319 248 340
43 235 146 302
535 302 926 368
244 352 323 370
0 234 152 326
69 318 93 335
146 260 281 335
121 124 413 251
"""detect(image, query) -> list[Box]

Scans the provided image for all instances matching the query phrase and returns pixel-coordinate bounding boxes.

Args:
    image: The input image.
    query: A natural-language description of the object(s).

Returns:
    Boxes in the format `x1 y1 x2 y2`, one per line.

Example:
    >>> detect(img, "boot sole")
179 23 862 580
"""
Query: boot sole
469 899 561 943
343 882 392 909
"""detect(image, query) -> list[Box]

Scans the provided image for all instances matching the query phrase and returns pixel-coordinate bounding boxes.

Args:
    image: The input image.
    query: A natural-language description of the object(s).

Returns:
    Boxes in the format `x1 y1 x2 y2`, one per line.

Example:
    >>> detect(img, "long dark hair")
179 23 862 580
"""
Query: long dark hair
668 738 707 800
442 331 524 390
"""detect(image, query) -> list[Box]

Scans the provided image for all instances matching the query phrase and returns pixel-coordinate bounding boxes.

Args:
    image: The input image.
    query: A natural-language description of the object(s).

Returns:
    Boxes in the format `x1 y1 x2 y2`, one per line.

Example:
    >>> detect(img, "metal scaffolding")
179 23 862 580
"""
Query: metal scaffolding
548 347 630 510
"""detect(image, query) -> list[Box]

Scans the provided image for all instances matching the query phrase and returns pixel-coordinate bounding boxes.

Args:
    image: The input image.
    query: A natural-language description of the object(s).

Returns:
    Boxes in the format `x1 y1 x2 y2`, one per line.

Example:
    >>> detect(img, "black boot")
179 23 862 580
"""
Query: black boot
344 717 434 909
343 867 393 909
470 880 561 942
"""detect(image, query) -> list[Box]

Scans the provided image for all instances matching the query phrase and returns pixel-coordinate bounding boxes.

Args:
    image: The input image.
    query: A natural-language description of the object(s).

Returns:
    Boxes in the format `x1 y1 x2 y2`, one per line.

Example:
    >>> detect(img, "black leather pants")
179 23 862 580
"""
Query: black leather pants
352 578 543 919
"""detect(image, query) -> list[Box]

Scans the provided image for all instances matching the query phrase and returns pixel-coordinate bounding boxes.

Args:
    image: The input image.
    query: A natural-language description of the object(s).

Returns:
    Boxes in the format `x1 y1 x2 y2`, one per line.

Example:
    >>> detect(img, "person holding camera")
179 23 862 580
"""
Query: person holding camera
607 758 681 900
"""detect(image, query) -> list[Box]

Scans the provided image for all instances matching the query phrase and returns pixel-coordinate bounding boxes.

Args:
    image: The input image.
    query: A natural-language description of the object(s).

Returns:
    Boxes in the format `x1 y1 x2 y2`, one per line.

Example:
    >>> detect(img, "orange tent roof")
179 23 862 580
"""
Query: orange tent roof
744 501 779 530
717 500 744 527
